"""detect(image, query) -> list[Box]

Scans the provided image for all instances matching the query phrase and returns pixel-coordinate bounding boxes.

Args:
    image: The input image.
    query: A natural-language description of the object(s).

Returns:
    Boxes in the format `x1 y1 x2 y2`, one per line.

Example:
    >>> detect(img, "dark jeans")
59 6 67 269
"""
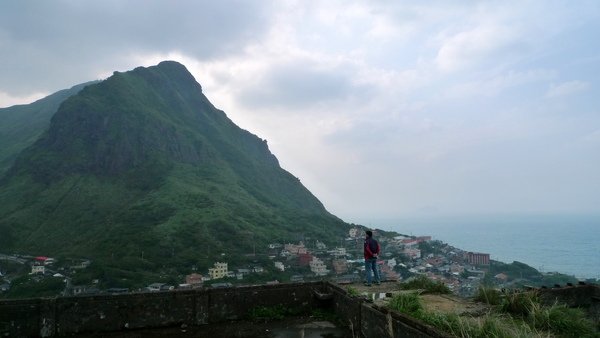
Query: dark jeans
365 258 380 284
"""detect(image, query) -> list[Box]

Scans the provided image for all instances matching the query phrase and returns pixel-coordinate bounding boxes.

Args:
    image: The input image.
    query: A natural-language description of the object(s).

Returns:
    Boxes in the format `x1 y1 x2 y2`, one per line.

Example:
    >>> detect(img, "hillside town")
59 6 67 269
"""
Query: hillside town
1 226 553 299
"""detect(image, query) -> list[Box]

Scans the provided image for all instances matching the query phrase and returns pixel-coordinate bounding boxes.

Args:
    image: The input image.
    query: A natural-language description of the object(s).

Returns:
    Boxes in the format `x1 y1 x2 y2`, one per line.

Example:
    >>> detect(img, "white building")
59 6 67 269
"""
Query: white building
208 262 228 280
274 261 285 271
349 227 362 238
30 265 45 274
330 247 346 257
309 257 329 276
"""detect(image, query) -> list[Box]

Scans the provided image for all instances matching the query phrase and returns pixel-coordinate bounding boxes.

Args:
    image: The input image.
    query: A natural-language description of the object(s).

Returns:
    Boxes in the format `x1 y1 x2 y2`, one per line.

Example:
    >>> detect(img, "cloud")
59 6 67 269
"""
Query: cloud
545 80 590 98
0 0 273 95
444 69 556 99
236 62 360 110
1 1 599 218
435 24 521 72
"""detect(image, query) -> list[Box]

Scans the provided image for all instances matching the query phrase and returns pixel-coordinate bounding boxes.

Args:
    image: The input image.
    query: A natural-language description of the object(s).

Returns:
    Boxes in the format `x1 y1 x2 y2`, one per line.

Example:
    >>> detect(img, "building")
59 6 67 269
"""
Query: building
208 262 229 280
330 247 346 257
403 248 421 259
309 257 329 276
315 241 327 250
284 242 307 255
30 264 45 275
185 273 203 286
466 252 490 265
331 259 348 274
348 227 361 238
274 262 285 271
298 253 313 266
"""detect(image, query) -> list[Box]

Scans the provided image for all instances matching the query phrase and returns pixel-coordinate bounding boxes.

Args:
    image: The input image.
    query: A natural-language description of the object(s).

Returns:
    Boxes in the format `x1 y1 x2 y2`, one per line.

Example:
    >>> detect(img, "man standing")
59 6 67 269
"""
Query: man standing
364 230 381 286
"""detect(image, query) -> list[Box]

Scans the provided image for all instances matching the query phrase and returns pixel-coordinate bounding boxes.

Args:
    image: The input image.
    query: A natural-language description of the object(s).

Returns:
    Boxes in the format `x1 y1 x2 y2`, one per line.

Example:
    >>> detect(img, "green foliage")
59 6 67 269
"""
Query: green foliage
417 240 443 256
500 291 539 317
0 82 96 175
489 261 542 281
388 292 423 314
3 275 65 299
399 275 451 294
0 61 350 289
387 287 598 337
346 286 360 297
474 287 502 305
528 302 597 337
386 293 538 337
496 290 598 337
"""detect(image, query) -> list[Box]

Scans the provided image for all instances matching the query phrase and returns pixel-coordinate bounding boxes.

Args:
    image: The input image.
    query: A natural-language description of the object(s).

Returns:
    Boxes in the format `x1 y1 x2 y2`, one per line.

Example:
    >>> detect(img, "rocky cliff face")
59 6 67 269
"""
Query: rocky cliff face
0 61 347 270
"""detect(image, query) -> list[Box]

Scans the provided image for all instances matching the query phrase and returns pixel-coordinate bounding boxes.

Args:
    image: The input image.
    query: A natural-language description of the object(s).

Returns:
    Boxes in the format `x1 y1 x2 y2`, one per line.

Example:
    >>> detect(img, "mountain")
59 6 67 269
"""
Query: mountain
0 81 97 175
0 61 348 275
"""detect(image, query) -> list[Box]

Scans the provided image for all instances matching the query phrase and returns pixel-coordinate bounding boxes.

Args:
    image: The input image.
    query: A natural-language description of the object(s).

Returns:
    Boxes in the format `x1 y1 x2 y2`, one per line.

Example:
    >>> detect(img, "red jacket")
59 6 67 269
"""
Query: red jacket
364 238 380 259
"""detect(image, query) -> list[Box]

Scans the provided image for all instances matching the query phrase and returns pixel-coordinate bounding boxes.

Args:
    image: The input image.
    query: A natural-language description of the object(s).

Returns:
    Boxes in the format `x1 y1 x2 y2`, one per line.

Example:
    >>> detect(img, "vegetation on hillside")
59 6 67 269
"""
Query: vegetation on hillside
390 287 599 338
0 61 349 284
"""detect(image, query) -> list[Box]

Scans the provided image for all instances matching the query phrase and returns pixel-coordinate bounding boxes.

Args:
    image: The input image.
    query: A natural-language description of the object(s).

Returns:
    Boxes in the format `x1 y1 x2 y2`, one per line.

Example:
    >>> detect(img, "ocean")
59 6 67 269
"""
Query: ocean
379 214 600 280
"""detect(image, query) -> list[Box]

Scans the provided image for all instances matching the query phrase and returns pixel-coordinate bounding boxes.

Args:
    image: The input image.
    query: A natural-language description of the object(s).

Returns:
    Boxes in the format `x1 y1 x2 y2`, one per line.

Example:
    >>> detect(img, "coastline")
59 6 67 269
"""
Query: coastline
374 214 600 280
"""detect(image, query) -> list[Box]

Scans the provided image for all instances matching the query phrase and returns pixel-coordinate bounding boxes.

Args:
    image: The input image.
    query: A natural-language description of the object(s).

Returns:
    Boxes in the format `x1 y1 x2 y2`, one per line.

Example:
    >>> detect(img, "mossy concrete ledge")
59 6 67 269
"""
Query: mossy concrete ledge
1 281 450 337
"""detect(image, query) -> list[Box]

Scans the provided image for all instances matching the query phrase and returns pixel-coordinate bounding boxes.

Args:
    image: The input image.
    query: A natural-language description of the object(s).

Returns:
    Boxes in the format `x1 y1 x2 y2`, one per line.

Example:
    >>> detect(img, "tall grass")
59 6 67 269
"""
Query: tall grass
399 275 451 294
388 292 423 314
528 302 596 337
388 290 598 337
387 293 540 337
474 286 502 305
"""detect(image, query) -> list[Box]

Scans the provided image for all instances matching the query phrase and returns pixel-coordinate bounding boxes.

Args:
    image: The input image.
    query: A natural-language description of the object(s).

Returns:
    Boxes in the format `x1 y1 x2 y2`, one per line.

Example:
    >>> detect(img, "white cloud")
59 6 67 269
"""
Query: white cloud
0 91 47 109
546 81 590 98
1 1 599 218
435 24 520 72
444 69 556 99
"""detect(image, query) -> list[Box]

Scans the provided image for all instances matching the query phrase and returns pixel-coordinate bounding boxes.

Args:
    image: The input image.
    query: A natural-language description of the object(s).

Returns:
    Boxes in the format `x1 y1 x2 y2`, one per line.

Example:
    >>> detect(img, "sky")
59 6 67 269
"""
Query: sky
1 1 599 224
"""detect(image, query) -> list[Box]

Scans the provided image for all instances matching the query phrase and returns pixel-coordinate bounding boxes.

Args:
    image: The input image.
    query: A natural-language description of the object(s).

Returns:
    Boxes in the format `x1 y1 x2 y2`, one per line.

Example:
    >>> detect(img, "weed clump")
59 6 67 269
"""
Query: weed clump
474 286 502 305
399 275 451 294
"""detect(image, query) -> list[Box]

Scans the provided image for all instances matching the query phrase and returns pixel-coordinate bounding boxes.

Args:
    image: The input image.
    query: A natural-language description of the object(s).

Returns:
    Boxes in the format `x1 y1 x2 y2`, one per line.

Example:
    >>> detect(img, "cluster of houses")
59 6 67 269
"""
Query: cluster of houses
1 227 500 297
169 227 495 296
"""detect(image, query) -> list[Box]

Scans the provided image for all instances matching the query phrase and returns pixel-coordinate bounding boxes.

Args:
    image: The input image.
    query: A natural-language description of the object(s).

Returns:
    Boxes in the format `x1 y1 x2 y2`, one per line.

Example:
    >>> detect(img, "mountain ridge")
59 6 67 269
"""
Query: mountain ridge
0 61 347 275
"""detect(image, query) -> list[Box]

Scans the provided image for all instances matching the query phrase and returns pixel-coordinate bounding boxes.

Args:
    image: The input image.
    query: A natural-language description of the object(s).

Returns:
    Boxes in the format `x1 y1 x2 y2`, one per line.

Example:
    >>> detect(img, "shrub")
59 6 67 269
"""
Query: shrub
474 286 502 305
346 286 359 297
529 302 596 337
500 290 538 317
399 275 451 294
388 292 423 315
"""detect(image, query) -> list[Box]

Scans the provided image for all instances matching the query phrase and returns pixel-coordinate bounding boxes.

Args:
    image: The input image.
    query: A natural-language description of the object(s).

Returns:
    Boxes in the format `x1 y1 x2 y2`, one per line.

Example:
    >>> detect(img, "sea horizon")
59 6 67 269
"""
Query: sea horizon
369 213 600 280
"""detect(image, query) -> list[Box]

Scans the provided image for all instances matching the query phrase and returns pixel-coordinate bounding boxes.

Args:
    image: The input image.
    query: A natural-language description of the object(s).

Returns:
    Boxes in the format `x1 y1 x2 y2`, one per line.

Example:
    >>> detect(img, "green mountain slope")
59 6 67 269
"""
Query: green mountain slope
0 82 97 175
0 61 348 272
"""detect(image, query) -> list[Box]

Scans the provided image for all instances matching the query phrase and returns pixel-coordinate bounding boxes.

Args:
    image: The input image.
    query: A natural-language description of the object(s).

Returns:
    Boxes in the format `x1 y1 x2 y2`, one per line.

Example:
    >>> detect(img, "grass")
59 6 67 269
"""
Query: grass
388 292 423 314
346 286 360 297
387 290 599 338
474 286 502 305
399 275 451 294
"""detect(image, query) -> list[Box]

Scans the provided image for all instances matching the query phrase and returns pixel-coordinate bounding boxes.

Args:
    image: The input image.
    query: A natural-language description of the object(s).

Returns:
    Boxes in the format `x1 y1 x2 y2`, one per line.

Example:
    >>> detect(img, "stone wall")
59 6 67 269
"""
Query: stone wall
327 284 450 338
0 282 450 337
0 282 324 337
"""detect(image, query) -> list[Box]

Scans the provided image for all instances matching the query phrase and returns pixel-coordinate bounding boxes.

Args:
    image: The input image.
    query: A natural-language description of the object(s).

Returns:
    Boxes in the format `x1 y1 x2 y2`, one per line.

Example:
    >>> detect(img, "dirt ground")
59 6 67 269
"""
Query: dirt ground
350 281 489 317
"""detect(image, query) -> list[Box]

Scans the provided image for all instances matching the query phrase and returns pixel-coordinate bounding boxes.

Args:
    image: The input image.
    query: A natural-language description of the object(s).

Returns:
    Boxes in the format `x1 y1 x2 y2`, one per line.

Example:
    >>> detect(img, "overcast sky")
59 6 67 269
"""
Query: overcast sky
1 1 599 224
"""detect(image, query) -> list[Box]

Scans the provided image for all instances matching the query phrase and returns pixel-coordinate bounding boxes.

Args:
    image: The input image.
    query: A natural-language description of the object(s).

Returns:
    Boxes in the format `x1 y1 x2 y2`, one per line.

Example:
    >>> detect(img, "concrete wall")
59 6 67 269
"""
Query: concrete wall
0 282 452 337
326 284 450 338
0 282 324 337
